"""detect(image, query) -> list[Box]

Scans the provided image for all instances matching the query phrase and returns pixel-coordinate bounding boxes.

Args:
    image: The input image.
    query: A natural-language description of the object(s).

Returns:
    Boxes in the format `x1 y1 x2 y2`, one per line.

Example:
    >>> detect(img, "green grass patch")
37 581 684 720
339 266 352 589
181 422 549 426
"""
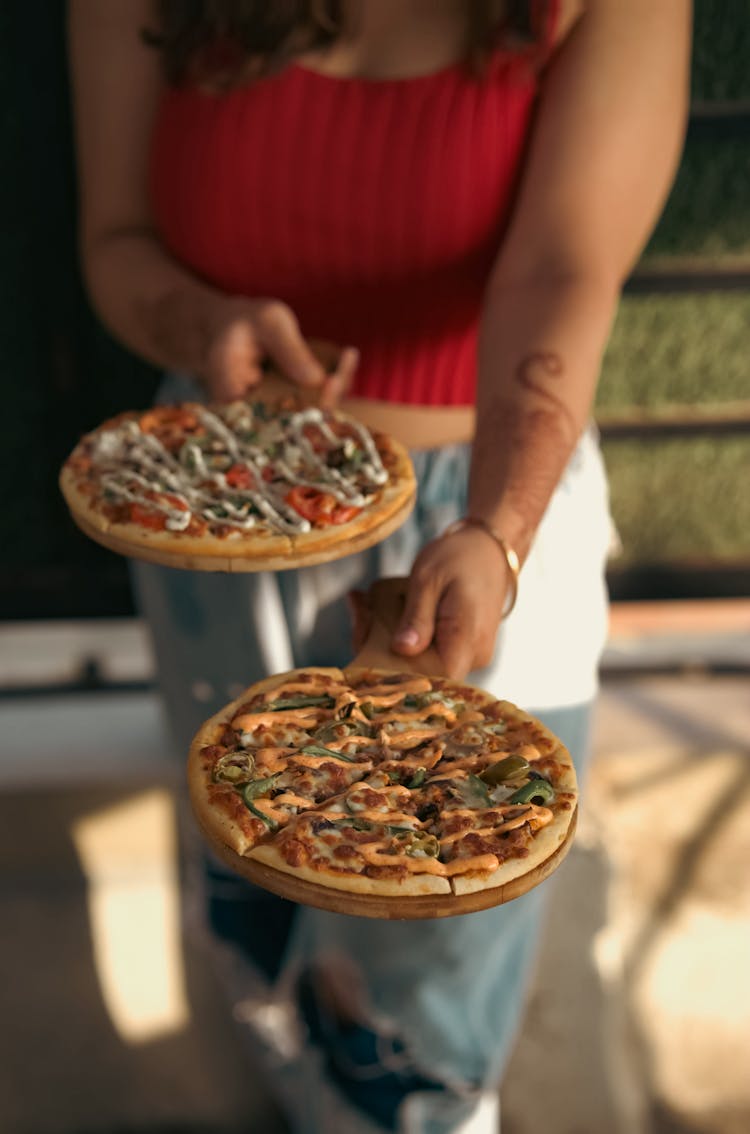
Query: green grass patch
603 435 750 562
597 293 750 410
645 138 750 259
692 0 750 100
598 290 750 566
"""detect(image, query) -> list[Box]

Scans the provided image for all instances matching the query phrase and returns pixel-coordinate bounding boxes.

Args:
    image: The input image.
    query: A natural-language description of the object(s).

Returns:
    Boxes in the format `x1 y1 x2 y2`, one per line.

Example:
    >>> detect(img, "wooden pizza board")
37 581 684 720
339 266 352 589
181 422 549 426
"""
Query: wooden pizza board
65 485 415 573
192 577 579 919
60 355 416 572
195 802 577 920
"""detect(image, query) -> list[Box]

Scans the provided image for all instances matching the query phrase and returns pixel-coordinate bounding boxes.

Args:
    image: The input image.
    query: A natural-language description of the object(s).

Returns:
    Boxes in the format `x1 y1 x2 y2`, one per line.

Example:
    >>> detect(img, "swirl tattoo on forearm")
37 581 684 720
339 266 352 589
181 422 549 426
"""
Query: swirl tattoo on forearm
514 351 577 445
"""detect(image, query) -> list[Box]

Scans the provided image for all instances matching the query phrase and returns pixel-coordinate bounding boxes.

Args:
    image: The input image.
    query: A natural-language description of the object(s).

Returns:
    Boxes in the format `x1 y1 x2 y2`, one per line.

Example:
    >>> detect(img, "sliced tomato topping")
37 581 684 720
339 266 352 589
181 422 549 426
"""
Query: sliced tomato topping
225 463 254 489
139 407 204 453
143 489 188 512
161 491 189 511
129 502 167 531
330 504 361 525
286 486 326 522
139 406 200 434
286 486 361 526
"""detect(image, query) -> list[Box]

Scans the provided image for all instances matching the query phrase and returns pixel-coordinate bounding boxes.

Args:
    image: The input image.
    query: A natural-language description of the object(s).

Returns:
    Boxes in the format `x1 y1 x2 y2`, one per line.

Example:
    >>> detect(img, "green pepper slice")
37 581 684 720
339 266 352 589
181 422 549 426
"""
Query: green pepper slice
267 693 335 711
300 744 357 763
243 799 278 829
479 755 530 786
460 774 493 808
242 774 281 801
508 778 555 805
213 750 256 784
407 767 427 789
396 831 440 858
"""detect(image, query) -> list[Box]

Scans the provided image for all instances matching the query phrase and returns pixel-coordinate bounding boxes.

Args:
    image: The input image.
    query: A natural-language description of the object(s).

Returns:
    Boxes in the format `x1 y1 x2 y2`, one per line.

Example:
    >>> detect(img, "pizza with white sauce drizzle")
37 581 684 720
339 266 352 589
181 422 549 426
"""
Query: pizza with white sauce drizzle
59 397 415 570
188 667 578 901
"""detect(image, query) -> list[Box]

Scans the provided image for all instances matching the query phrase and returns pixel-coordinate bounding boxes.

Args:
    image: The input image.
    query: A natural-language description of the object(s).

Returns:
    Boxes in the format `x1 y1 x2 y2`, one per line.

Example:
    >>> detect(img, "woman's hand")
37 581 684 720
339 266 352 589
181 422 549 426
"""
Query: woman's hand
202 296 359 405
391 527 512 679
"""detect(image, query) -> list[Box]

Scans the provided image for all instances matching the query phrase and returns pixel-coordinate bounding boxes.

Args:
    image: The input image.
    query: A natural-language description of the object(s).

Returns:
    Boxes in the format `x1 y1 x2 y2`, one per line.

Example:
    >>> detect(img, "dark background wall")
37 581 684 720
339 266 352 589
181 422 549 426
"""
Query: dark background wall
1 1 748 619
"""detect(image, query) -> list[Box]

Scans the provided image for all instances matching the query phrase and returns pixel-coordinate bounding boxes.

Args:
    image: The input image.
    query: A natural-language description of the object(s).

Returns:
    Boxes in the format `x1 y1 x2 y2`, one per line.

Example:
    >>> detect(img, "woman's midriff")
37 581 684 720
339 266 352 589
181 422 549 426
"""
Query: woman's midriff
341 399 476 451
252 371 476 451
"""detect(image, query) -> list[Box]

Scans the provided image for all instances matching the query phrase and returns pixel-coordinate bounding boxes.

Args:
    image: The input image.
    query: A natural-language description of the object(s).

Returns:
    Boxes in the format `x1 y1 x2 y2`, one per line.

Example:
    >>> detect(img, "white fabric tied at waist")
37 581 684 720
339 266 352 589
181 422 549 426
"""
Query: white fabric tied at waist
155 371 612 712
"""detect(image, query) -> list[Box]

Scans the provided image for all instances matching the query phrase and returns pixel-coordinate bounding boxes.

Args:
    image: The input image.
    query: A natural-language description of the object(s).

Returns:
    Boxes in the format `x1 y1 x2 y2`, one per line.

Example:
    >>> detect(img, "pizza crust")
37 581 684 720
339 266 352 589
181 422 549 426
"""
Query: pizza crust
106 518 294 562
187 704 250 858
248 842 451 896
59 467 111 534
191 784 255 857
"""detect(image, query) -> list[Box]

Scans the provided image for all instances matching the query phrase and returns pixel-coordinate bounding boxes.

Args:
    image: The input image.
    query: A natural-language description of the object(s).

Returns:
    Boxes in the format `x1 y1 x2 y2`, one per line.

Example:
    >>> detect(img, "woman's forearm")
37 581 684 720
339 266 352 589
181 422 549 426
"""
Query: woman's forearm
83 231 342 401
83 228 229 374
470 271 620 562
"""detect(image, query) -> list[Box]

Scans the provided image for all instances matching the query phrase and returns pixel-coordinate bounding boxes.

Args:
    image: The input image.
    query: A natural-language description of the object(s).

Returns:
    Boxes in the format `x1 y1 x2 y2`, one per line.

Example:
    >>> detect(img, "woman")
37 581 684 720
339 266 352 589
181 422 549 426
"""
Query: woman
69 2 690 1131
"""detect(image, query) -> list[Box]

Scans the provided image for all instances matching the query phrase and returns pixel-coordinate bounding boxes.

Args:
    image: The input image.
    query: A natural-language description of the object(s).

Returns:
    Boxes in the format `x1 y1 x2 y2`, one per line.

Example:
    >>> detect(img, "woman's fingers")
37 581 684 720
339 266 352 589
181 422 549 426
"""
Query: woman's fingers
432 581 479 680
203 298 357 404
255 301 327 389
391 530 510 679
392 566 441 657
319 346 360 408
206 316 262 401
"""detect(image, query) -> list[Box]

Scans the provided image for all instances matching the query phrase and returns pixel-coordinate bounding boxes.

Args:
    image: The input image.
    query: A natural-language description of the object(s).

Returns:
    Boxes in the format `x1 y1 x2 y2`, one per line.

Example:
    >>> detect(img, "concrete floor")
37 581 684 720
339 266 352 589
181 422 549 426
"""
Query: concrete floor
1 608 749 1134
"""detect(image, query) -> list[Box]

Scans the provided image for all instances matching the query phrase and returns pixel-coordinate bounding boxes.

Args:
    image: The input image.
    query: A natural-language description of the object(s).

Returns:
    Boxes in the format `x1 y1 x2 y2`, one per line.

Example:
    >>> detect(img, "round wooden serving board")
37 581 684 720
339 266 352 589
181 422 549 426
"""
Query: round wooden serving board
64 484 415 573
197 804 577 920
59 360 416 572
190 578 579 919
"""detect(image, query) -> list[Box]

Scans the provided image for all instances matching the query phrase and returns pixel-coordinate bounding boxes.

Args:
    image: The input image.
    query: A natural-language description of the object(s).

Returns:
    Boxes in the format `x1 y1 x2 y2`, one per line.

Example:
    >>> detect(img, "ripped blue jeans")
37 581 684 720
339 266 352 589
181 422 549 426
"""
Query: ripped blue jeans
133 441 605 1133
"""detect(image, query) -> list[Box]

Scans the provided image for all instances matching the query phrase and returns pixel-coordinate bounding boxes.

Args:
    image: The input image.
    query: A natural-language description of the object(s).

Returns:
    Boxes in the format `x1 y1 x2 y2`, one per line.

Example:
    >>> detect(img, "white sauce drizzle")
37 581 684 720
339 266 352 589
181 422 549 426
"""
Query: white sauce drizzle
88 401 388 535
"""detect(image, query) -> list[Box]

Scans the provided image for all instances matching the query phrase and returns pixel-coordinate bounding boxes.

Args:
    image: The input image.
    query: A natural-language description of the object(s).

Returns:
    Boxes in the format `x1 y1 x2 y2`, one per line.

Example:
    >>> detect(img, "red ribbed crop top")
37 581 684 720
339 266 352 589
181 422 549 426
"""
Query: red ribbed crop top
150 6 557 406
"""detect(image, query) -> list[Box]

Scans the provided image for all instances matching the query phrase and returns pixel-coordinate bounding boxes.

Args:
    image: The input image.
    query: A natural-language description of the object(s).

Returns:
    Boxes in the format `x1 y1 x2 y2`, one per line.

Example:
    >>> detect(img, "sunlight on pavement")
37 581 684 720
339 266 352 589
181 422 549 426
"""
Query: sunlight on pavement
71 788 189 1044
586 725 750 1134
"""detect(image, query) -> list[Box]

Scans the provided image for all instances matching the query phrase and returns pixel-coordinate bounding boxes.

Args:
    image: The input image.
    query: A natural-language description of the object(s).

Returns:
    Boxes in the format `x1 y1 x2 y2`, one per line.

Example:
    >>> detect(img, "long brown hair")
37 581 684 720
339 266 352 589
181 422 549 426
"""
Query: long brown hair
144 1 540 87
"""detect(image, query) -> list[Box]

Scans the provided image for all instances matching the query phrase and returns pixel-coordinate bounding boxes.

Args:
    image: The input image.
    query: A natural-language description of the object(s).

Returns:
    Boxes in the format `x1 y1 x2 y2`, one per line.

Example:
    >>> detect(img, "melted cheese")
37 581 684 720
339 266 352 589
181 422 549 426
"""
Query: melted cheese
85 401 388 535
233 708 324 730
353 681 432 707
379 726 446 748
352 677 432 699
272 792 316 809
441 854 500 877
439 805 553 845
370 703 457 724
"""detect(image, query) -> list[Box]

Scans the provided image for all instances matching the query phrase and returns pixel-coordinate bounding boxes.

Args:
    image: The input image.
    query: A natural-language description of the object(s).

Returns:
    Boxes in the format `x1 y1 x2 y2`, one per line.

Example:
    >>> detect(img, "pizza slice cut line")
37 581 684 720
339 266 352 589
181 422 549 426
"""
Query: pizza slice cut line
189 666 577 901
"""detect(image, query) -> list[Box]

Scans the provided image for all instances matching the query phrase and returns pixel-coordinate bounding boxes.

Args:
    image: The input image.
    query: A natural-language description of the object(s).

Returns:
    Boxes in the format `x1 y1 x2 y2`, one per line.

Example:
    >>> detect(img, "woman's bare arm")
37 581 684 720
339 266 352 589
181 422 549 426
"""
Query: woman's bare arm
68 0 352 400
395 0 691 676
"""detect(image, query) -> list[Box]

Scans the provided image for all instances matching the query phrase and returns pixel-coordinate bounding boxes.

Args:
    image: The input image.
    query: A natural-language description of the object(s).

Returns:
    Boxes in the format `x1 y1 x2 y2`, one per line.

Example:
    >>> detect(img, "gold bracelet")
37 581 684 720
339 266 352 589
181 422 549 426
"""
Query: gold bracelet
441 517 521 619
